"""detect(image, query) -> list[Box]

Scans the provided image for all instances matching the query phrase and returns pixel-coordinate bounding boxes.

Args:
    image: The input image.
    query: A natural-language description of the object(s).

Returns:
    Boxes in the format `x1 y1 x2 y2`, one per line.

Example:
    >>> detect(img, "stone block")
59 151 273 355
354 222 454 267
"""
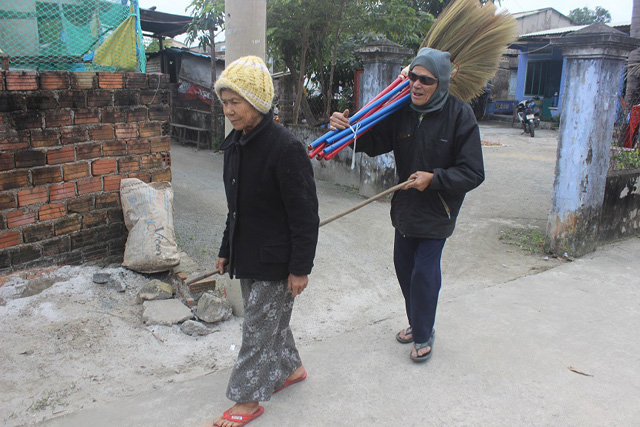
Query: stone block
142 299 194 326
195 292 232 324
136 279 175 303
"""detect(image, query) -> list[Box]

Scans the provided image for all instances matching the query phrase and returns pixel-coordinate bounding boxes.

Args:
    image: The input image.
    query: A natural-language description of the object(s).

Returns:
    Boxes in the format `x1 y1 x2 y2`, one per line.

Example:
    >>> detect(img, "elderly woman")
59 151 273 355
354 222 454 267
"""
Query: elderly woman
213 56 319 426
330 47 484 363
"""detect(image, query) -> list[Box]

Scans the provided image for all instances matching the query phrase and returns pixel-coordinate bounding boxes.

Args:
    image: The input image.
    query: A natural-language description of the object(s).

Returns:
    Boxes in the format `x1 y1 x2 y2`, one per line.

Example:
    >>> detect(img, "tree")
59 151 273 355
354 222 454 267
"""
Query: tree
185 0 225 148
568 6 611 24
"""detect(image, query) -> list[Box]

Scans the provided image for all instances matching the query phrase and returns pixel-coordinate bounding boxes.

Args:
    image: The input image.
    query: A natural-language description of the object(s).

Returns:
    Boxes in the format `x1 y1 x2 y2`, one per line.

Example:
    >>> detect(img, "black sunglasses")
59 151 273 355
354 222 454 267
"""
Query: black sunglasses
408 71 438 86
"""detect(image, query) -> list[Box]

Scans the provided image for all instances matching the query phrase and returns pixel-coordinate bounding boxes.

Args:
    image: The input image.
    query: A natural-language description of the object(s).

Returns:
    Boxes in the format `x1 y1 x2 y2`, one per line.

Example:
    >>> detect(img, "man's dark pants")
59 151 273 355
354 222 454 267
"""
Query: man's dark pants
393 230 446 344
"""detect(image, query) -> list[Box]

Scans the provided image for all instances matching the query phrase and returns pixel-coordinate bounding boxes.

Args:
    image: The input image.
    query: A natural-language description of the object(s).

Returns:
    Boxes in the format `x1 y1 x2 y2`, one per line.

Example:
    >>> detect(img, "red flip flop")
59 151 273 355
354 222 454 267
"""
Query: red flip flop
219 405 264 426
274 371 307 393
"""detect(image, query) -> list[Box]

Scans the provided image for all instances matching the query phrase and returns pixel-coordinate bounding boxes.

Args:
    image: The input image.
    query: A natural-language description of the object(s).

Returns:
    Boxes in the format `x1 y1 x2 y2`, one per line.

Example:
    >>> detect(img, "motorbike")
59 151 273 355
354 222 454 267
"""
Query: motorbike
516 99 540 137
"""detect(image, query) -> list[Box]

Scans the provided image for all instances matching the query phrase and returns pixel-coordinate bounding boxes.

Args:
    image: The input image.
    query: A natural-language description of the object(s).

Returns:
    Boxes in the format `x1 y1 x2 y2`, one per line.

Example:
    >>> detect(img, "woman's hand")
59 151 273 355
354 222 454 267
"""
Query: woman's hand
216 257 229 274
288 274 308 297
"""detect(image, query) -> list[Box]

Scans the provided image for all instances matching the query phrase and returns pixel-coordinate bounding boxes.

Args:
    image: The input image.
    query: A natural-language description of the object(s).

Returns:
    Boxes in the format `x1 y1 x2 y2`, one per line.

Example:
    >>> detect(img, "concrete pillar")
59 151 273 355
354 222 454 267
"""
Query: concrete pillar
354 40 413 197
223 0 267 135
546 24 640 257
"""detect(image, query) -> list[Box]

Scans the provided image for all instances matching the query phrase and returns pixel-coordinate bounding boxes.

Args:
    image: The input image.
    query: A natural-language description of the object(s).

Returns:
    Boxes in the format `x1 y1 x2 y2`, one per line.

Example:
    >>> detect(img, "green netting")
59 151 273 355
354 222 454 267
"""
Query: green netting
0 0 145 72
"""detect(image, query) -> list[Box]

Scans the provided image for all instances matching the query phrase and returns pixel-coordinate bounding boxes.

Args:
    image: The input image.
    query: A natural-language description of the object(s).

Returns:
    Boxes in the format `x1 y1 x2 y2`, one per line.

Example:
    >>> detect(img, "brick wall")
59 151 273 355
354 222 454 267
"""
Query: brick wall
0 70 172 272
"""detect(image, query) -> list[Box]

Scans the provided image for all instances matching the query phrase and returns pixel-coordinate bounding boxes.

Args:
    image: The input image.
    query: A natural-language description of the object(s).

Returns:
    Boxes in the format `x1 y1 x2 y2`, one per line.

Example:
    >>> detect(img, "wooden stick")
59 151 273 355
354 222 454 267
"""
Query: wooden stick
185 270 219 286
319 178 415 227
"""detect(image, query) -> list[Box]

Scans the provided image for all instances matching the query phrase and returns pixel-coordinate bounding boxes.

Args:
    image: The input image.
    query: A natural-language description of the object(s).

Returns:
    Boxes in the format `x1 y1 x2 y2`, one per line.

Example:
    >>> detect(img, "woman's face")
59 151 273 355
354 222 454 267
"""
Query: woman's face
409 65 439 107
219 89 263 134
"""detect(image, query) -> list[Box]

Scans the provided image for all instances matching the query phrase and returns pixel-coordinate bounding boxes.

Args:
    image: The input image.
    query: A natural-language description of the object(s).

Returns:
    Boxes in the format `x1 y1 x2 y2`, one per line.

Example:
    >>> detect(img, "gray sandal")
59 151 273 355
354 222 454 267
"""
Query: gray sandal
410 330 435 363
396 327 413 344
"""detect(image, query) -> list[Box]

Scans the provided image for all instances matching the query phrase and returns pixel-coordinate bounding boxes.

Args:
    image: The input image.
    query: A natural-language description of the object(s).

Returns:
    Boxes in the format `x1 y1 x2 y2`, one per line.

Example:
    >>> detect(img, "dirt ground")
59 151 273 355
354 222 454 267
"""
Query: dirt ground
0 121 562 426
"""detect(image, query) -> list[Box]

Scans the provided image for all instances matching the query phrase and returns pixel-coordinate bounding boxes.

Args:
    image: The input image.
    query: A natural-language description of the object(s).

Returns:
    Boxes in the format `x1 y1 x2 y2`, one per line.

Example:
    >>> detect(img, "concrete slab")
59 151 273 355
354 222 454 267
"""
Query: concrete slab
42 237 640 427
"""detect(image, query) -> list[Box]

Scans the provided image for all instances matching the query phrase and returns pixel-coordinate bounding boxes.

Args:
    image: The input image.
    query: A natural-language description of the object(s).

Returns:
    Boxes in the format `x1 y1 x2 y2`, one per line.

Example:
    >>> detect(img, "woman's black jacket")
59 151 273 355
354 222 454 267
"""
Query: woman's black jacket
218 112 319 281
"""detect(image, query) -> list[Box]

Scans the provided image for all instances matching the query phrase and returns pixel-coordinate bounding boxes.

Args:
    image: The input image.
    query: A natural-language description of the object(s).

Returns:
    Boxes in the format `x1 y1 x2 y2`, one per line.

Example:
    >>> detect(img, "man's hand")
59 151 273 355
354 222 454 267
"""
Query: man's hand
288 274 308 298
216 257 229 275
404 171 433 191
329 109 350 131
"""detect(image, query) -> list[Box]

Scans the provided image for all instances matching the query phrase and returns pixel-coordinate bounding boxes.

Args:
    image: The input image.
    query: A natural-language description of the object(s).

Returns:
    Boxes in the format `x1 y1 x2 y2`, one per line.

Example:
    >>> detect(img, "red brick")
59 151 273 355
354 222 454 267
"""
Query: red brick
17 186 48 206
15 150 46 168
0 193 16 210
148 105 170 121
23 223 54 243
58 91 86 109
82 211 108 228
74 108 100 124
0 230 21 249
152 168 171 182
63 162 90 180
87 91 113 107
127 171 150 182
32 166 62 185
6 71 38 91
7 209 36 228
30 128 60 147
39 203 66 221
11 111 42 130
103 140 127 156
47 146 75 165
119 157 140 172
141 154 162 170
0 131 29 150
25 92 57 110
114 91 139 106
115 123 137 139
92 158 117 175
0 152 14 171
140 90 166 105
101 108 125 124
40 72 70 90
125 73 148 89
55 215 82 235
150 137 171 153
0 170 30 191
99 72 124 89
0 92 27 113
67 195 94 213
96 193 119 209
49 182 76 201
125 106 148 122
71 72 97 90
103 174 125 191
76 143 102 160
77 177 102 195
89 124 114 141
127 140 149 155
61 126 88 144
45 110 72 128
147 74 170 90
139 122 162 138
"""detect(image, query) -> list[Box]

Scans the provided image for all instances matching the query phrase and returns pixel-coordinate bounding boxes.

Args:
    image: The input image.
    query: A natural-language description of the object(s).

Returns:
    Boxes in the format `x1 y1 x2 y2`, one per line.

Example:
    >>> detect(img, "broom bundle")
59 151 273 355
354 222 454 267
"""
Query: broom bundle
308 0 516 162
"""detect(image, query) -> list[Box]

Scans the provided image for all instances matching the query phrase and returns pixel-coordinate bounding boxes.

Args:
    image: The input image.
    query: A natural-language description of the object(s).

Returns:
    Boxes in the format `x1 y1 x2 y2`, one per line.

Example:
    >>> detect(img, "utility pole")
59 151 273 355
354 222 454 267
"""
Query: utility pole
223 0 267 135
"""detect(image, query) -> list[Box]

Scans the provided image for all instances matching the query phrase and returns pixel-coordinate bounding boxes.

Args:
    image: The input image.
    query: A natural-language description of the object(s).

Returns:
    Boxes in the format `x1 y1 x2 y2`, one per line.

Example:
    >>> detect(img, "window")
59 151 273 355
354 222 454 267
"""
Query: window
525 60 562 98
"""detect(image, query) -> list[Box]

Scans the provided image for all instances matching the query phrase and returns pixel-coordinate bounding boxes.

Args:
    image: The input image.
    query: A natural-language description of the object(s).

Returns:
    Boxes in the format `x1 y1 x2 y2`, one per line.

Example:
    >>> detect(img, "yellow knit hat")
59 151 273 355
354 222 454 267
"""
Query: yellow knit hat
214 56 274 114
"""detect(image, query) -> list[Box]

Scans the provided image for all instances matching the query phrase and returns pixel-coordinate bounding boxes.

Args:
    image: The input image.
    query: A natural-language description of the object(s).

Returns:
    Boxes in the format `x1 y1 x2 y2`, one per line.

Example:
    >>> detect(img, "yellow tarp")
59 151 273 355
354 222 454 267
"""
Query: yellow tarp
93 10 137 71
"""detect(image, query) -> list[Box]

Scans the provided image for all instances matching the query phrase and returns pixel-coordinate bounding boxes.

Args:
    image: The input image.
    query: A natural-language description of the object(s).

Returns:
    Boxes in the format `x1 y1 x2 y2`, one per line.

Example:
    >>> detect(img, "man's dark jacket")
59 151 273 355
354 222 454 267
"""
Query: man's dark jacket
218 112 319 281
357 96 484 239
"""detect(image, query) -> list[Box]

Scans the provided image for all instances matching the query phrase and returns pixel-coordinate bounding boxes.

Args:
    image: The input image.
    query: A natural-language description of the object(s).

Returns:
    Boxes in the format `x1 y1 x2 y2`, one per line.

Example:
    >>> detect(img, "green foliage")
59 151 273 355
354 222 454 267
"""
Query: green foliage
185 0 225 51
500 228 547 254
568 6 611 25
611 149 640 171
145 38 160 54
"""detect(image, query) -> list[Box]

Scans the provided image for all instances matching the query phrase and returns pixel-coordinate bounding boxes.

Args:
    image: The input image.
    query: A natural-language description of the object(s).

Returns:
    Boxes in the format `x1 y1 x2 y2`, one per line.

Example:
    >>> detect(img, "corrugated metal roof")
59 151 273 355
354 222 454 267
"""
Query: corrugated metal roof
520 22 631 38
